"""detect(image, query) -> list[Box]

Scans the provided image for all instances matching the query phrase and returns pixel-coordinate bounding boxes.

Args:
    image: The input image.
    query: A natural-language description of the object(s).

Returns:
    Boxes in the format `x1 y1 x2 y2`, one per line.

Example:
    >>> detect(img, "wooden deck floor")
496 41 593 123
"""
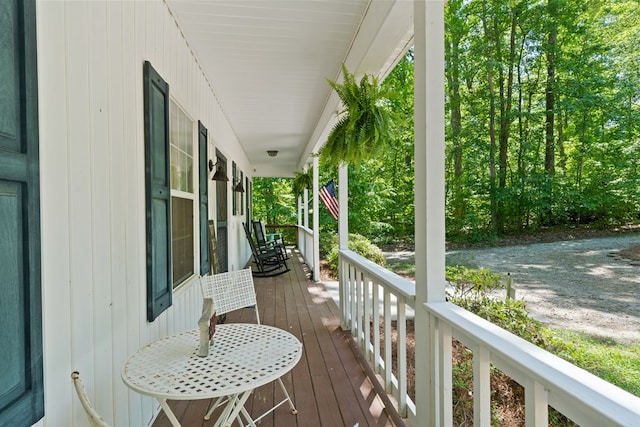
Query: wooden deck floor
152 250 395 427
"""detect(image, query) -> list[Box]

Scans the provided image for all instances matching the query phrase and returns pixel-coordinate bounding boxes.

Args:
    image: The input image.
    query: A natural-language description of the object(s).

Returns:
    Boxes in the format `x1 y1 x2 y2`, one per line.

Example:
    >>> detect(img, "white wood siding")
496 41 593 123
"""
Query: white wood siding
36 1 250 425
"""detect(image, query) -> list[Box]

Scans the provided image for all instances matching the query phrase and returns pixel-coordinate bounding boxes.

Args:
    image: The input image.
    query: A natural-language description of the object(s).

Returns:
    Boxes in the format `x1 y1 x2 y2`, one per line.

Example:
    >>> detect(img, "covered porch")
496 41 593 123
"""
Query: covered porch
152 237 640 427
23 1 640 426
152 249 400 427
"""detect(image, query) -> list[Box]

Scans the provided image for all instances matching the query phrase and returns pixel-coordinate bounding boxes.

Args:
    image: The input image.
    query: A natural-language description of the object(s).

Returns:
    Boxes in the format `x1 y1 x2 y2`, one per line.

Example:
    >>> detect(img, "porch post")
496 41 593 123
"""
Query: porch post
297 195 302 227
414 1 448 426
297 195 302 254
338 164 348 327
312 157 320 281
338 164 348 249
303 188 309 229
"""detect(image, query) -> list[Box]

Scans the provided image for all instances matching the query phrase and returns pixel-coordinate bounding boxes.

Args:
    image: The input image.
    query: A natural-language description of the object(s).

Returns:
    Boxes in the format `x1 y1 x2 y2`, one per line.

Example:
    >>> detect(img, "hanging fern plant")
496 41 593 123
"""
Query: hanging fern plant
320 64 394 168
292 167 313 198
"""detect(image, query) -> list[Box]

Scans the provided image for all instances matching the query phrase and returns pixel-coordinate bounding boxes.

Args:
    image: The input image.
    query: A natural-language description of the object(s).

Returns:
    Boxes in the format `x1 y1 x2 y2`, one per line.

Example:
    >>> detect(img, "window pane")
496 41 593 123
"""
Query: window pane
170 101 178 152
180 109 189 153
183 116 193 193
169 101 193 193
171 197 194 286
170 146 179 189
181 151 188 191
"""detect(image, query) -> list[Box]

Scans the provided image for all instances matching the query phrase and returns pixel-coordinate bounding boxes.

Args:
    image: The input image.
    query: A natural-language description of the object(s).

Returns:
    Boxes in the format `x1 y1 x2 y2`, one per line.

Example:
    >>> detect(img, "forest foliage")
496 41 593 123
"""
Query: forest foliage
253 0 640 243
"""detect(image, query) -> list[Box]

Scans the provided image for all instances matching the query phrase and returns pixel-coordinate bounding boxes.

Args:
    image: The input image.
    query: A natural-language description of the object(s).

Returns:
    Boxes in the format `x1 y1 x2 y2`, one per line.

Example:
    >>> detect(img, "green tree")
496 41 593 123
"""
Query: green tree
252 0 640 243
252 178 296 226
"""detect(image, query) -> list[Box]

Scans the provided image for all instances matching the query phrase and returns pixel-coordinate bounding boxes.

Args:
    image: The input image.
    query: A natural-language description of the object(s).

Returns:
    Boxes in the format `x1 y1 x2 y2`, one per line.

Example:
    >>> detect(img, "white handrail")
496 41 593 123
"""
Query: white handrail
425 301 640 426
338 248 640 426
339 249 416 419
297 225 314 271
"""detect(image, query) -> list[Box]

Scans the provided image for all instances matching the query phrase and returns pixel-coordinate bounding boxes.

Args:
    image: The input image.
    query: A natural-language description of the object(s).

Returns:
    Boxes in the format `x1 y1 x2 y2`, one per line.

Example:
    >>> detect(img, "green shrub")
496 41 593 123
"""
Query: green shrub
324 233 386 276
318 227 336 257
545 330 640 397
446 265 503 301
451 295 548 347
447 264 640 425
447 265 547 346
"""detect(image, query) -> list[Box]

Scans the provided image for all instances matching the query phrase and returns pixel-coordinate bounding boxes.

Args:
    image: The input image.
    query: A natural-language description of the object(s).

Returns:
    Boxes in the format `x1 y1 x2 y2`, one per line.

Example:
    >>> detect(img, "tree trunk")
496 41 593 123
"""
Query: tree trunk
497 6 520 232
482 0 498 232
543 0 558 225
446 0 465 230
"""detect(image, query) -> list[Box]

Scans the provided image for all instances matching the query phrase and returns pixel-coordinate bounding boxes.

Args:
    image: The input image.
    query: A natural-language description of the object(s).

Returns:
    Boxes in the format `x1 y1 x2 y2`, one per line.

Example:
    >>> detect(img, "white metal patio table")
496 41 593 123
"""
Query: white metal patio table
121 323 302 427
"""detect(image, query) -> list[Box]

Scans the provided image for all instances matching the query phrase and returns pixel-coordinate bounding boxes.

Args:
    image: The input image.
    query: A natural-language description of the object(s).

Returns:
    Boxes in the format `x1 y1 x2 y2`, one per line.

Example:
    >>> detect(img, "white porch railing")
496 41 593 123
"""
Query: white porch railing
338 249 640 426
339 249 417 420
297 225 315 274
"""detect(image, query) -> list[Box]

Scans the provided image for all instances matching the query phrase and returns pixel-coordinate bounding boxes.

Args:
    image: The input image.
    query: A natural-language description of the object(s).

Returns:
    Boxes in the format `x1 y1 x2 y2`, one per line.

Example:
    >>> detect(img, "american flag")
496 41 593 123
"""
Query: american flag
319 179 339 220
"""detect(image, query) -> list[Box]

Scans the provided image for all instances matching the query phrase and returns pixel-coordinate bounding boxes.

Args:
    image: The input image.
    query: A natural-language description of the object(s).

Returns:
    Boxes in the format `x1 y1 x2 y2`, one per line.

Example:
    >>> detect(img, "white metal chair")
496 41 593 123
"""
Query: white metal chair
199 269 298 424
71 371 110 427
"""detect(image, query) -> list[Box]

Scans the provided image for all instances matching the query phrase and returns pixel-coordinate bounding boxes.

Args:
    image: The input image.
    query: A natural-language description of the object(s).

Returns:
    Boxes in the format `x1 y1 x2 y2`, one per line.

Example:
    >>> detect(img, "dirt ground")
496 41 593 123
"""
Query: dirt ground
619 244 640 261
324 227 640 344
444 234 640 344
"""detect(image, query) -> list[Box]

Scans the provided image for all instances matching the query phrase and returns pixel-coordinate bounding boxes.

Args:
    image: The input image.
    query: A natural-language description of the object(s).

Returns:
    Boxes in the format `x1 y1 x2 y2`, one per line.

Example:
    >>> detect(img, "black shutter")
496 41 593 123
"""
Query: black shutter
143 61 172 321
0 0 44 425
232 161 237 215
198 121 210 275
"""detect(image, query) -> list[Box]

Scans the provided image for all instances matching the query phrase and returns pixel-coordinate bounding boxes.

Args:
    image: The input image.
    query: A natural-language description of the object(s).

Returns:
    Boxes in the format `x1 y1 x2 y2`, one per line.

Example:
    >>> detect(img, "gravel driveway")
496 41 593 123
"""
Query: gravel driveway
444 235 640 344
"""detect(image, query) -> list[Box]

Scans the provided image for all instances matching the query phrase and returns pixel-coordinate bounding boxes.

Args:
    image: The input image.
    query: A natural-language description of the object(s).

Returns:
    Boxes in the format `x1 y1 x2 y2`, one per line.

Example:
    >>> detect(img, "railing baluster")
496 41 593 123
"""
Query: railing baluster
474 345 491 426
397 297 407 417
363 274 371 358
383 289 392 391
525 380 547 427
350 265 357 334
372 281 381 374
440 322 453 426
339 257 349 329
358 269 364 340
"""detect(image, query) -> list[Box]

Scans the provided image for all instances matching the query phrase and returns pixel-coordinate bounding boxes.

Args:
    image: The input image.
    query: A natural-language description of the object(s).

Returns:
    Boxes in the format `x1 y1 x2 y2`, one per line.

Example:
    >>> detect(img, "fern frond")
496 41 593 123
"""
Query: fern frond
320 64 394 168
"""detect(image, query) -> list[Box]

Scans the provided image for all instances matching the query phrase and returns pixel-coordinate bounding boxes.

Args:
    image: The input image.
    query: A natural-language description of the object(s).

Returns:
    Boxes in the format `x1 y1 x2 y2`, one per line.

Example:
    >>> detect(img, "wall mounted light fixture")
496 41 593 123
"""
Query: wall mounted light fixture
209 159 228 181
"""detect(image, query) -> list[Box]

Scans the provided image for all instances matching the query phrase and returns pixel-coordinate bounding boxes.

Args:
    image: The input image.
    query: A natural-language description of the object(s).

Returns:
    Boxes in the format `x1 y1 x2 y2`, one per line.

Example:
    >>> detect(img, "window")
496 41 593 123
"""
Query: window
169 100 195 287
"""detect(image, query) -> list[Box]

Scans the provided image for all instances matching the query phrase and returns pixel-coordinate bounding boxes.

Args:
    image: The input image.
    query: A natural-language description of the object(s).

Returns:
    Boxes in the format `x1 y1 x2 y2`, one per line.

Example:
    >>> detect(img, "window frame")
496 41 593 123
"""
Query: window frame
168 98 197 289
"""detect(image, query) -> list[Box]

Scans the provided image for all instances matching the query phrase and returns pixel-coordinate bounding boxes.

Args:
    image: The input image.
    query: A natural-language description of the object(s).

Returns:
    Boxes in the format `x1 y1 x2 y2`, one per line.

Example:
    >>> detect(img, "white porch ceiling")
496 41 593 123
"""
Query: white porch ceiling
165 0 413 176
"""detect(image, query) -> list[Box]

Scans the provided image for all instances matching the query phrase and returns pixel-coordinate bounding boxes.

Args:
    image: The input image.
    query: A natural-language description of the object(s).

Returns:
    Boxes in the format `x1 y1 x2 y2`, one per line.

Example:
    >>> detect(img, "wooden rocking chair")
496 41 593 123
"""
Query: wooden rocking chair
252 220 289 260
242 222 289 277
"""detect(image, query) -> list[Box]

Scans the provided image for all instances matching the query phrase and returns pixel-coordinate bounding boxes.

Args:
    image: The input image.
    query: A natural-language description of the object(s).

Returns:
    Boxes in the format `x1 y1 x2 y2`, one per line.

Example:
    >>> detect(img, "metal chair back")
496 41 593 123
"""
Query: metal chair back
200 268 260 323
71 371 110 427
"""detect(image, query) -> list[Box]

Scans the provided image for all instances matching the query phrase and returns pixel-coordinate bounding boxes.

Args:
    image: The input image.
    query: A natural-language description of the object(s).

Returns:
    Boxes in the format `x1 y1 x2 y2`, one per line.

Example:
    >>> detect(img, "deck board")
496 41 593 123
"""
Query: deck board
152 249 394 426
